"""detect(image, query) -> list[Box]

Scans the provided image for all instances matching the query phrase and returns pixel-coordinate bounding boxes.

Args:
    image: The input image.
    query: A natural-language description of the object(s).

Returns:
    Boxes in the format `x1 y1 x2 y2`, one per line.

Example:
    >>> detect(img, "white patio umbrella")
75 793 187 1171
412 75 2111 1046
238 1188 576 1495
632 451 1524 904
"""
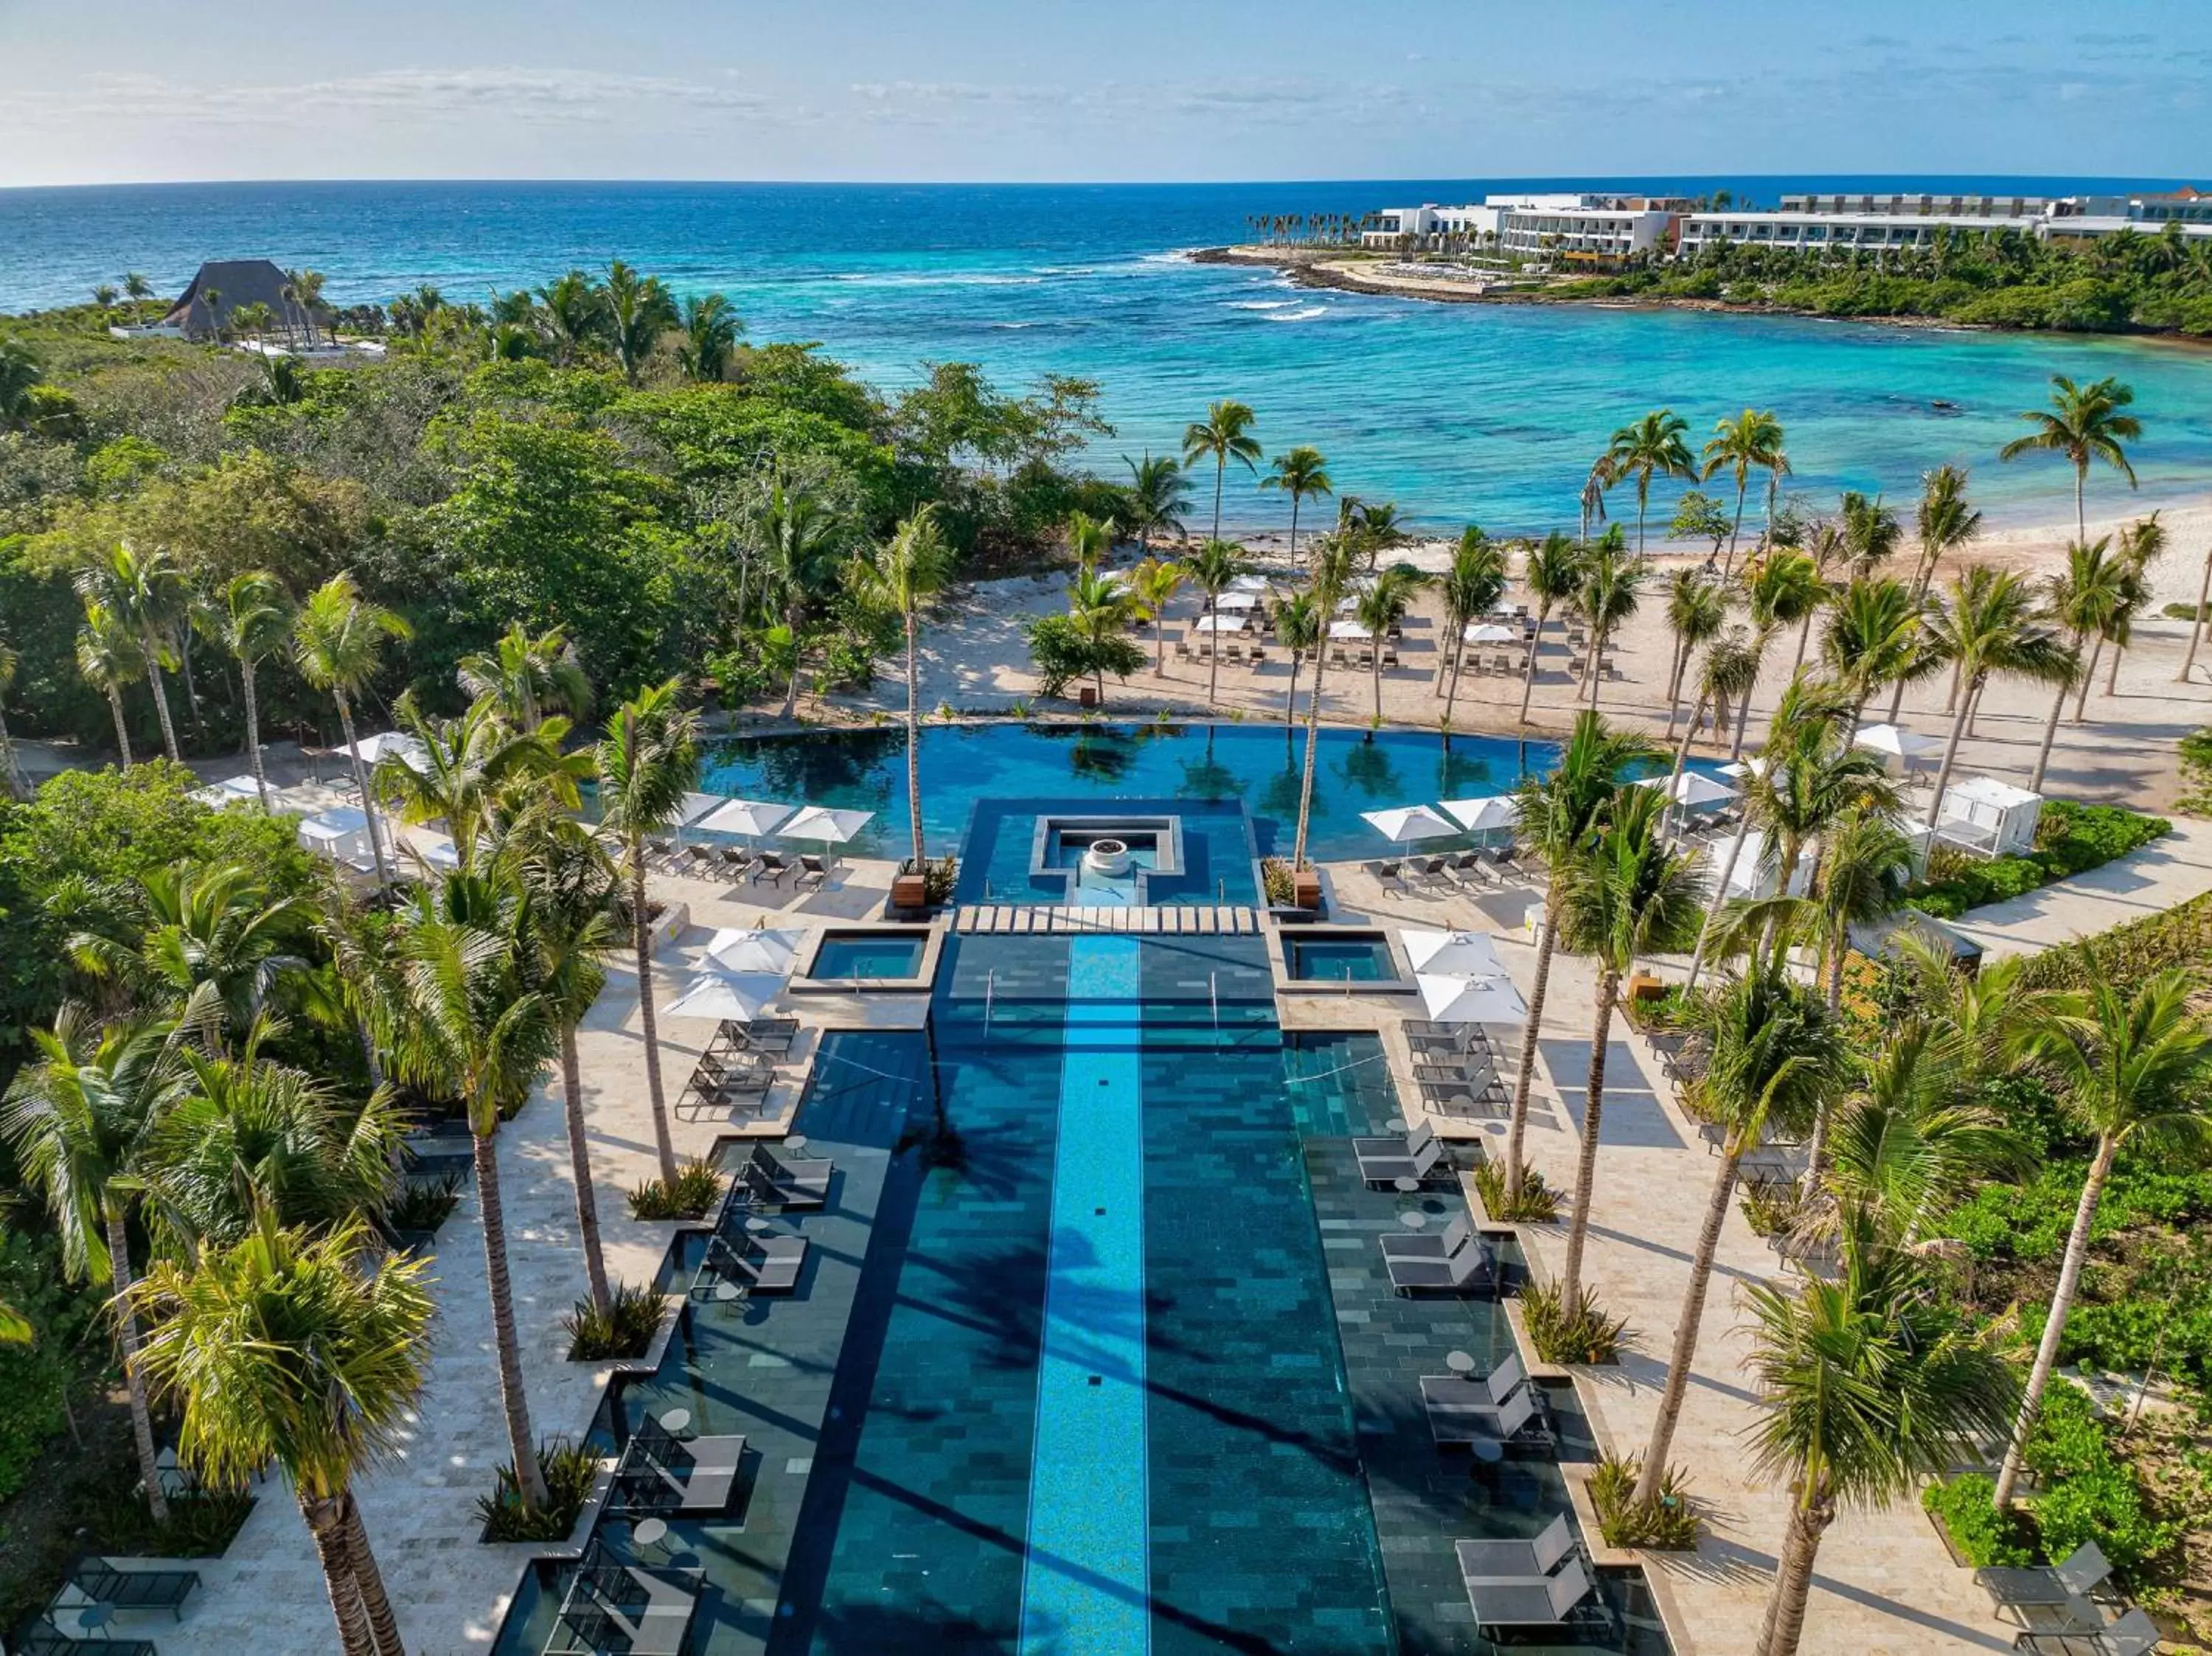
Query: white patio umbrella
1854 723 1943 760
1362 804 1458 847
1329 619 1373 641
1192 613 1246 634
1634 770 1739 808
706 925 807 977
1400 929 1507 978
1718 756 1769 781
1417 972 1528 1025
1440 795 1520 835
1461 622 1517 644
189 775 263 806
1212 589 1260 612
781 805 874 867
1227 573 1271 594
343 731 428 768
696 797 795 838
664 968 786 1024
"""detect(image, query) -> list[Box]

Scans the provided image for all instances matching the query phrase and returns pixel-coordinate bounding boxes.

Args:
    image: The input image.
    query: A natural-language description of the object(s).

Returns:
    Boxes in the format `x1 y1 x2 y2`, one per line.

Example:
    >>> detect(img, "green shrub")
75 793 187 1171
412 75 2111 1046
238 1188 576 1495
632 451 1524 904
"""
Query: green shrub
627 1156 725 1220
1259 857 1295 908
1906 801 2167 919
2020 1382 2180 1576
2017 891 2212 995
1590 1454 1701 1549
1521 1278 1628 1365
1923 1474 2033 1567
2181 729 2212 815
1474 1161 1559 1223
563 1282 667 1362
387 1172 462 1235
1739 1182 1803 1239
0 1229 95 1502
476 1438 602 1542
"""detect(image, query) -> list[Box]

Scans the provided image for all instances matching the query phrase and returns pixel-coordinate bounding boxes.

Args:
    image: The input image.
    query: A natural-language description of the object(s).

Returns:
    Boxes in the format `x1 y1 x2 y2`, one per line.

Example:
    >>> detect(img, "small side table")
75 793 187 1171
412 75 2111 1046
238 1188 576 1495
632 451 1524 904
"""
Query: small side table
633 1516 669 1556
657 1407 692 1438
1392 1176 1421 1194
1397 1211 1429 1230
78 1605 115 1637
784 1135 808 1153
1444 1350 1477 1374
1468 1436 1504 1466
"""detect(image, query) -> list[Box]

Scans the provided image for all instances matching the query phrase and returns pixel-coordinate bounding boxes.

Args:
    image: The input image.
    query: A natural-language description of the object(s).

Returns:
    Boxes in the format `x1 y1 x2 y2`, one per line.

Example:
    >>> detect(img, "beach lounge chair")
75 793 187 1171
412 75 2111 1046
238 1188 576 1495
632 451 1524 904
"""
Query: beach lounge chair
1441 851 1492 890
1386 1231 1495 1295
1355 1134 1449 1188
1427 1375 1541 1447
1354 1119 1438 1162
1403 856 1450 893
1248 645 1267 666
1175 638 1193 659
15 1616 156 1656
793 854 830 894
1362 859 1407 896
66 1559 201 1621
728 1232 807 1293
1454 1514 1577 1582
623 1416 749 1513
1380 1211 1473 1262
1426 1352 1527 1413
1976 1541 2112 1620
559 1544 701 1656
1463 1558 1595 1630
647 835 675 865
2013 1609 2162 1656
751 1146 833 1206
681 843 717 877
754 852 793 886
717 845 754 880
737 1016 801 1055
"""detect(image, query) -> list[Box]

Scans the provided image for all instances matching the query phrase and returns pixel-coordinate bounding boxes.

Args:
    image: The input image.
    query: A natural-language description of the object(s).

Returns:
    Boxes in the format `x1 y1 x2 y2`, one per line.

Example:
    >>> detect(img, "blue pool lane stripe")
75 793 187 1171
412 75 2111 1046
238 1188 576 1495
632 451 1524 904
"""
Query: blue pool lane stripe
1018 934 1151 1655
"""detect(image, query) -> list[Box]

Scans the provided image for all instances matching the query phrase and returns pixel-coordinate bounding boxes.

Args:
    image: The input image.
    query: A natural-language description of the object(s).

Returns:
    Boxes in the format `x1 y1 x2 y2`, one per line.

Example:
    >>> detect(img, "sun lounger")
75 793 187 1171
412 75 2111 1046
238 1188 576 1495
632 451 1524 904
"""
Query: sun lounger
1454 1513 1577 1582
1355 1135 1449 1187
1977 1542 2111 1618
793 854 829 894
1352 1119 1437 1163
620 1416 750 1514
66 1559 201 1619
751 1147 833 1206
728 1232 806 1293
1425 1364 1540 1444
1387 1233 1495 1294
2013 1609 2162 1656
557 1544 701 1656
1380 1212 1473 1261
1463 1558 1595 1630
754 852 793 886
1425 1352 1526 1413
15 1617 156 1656
681 844 716 877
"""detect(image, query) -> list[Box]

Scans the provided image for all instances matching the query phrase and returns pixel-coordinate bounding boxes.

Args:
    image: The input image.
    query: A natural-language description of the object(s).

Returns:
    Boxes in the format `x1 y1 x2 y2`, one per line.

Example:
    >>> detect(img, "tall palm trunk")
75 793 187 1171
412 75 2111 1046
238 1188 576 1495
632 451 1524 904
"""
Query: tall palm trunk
300 1492 375 1656
473 1132 551 1510
1585 631 1604 710
1291 650 1331 869
1441 641 1465 728
1208 605 1222 706
341 1492 406 1656
1288 498 1301 571
560 1025 611 1315
106 686 135 766
2180 553 2211 683
333 692 391 889
1517 607 1550 727
0 701 21 798
2070 635 2103 723
1503 897 1562 1203
1759 1483 1836 1656
780 604 804 720
1924 680 1977 847
2028 672 2071 795
239 656 268 807
1993 1134 2115 1509
1211 459 1225 543
1559 968 1618 1307
178 635 204 742
1655 692 1705 843
106 1208 170 1523
143 644 181 762
1722 479 1748 580
1685 819 1753 993
1635 1145 1740 1503
903 615 925 869
629 846 678 1184
2104 633 2126 697
1284 652 1301 730
1370 654 1382 726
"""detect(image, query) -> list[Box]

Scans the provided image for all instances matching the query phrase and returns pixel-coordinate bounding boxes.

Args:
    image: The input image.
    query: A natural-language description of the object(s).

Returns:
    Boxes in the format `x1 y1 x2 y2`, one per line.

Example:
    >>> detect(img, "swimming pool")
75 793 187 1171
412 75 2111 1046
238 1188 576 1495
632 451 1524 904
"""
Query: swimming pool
700 721 1565 863
807 930 928 981
1283 933 1397 984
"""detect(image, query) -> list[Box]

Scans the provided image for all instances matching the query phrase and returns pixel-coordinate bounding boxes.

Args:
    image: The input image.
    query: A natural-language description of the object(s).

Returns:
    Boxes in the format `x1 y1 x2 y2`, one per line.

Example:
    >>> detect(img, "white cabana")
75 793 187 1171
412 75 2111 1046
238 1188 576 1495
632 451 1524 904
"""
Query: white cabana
1935 776 2042 857
298 806 376 869
1416 972 1528 1026
1211 590 1260 612
1440 795 1520 837
189 775 263 807
706 925 807 978
1329 619 1373 641
1192 613 1247 635
1227 573 1271 594
1461 623 1517 645
1400 928 1507 978
1634 770 1739 809
1853 722 1943 760
664 968 786 1024
1362 804 1458 847
696 798 795 838
1334 596 1363 616
342 731 428 768
781 806 874 861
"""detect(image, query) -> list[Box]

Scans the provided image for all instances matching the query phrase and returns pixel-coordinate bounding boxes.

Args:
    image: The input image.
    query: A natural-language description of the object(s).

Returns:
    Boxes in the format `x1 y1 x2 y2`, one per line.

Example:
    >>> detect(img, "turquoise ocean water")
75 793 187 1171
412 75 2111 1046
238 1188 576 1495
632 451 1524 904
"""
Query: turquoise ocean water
4 177 2210 532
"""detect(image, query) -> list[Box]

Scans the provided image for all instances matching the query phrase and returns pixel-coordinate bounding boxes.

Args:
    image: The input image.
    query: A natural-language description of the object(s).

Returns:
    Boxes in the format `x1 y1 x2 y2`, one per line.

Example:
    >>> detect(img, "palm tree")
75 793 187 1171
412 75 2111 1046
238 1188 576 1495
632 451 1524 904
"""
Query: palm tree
133 1217 431 1656
294 574 412 888
1820 577 1930 727
0 340 46 431
1910 463 1982 604
1999 374 2141 542
0 638 22 799
77 542 187 763
456 623 592 732
2095 513 2163 700
1746 1210 2017 1656
1703 408 1789 577
1290 534 1356 869
1633 968 1845 1508
2028 539 2118 793
1604 410 1697 556
374 692 583 874
76 599 143 765
1181 400 1262 543
1066 567 1133 706
1066 509 1117 576
596 679 698 1186
538 269 607 363
1733 549 1824 756
122 271 153 301
1121 453 1192 557
1571 538 1643 710
1990 967 2212 1508
1820 1020 2014 1240
757 471 849 719
1809 806 1912 1014
1500 714 1659 1203
677 292 742 383
1354 564 1428 725
1435 526 1506 720
1125 555 1186 680
1259 445 1332 569
1276 591 1321 731
198 572 291 806
69 860 313 1043
1518 532 1585 726
1554 785 1704 1307
603 260 677 385
384 874 558 1512
855 508 955 869
2177 540 2212 685
2 1008 186 1522
1660 570 1727 741
1352 500 1411 575
1923 566 2074 830
1186 538 1251 707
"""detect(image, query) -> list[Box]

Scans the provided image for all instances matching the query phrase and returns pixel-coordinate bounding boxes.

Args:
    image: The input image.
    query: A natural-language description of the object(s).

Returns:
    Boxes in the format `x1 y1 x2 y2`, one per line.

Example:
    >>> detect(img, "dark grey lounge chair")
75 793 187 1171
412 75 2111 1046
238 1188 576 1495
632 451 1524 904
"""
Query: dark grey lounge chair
1356 1135 1449 1187
1454 1513 1576 1582
793 854 829 893
2013 1609 2161 1656
554 1543 702 1656
1462 1558 1595 1629
1353 1120 1437 1163
1380 1211 1472 1261
754 852 793 886
750 1147 832 1206
1425 1363 1540 1445
623 1416 748 1513
1386 1231 1494 1295
17 1617 157 1656
1977 1541 2111 1620
66 1559 201 1619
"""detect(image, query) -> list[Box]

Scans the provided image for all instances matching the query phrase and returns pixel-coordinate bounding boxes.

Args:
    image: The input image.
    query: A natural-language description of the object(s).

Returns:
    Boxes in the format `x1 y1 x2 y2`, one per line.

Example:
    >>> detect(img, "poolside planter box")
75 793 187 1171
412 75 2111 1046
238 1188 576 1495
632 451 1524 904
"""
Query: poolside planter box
888 873 931 916
1293 870 1323 912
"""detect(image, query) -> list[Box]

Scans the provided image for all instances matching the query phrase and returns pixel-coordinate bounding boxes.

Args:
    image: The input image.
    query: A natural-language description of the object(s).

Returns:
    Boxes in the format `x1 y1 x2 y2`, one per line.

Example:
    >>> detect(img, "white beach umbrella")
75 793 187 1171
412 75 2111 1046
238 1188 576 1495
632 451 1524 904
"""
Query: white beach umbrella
343 731 428 768
1417 972 1528 1025
1461 622 1517 645
1634 770 1739 808
1440 795 1520 835
1228 573 1271 594
1212 589 1260 612
1400 929 1507 978
1853 723 1943 759
189 775 263 807
665 968 785 1024
706 925 807 978
782 805 873 846
1193 613 1245 634
677 791 729 827
696 797 795 838
1362 804 1458 846
1718 756 1769 781
1334 597 1363 616
1329 619 1373 641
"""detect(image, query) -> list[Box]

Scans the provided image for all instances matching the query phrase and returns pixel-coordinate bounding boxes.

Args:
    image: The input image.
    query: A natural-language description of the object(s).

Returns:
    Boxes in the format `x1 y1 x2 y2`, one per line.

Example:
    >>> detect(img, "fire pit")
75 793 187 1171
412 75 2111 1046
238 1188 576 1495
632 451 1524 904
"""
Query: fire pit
1082 837 1133 877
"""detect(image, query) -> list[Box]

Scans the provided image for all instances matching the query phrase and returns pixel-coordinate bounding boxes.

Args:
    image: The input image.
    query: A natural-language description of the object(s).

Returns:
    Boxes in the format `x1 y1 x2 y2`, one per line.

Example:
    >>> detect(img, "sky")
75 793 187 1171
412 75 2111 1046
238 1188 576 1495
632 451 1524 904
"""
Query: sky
1 0 2208 188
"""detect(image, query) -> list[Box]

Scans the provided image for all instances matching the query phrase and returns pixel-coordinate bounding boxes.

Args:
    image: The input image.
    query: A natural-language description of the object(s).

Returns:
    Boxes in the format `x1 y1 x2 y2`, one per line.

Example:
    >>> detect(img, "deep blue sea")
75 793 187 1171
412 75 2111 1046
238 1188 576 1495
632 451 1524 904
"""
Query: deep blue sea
5 176 2210 532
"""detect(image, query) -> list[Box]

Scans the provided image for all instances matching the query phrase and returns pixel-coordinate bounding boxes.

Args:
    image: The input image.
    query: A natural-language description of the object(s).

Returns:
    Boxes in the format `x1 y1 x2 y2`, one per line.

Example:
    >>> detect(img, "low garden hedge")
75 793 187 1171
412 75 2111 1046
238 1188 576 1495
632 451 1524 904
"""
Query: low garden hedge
1905 801 2168 920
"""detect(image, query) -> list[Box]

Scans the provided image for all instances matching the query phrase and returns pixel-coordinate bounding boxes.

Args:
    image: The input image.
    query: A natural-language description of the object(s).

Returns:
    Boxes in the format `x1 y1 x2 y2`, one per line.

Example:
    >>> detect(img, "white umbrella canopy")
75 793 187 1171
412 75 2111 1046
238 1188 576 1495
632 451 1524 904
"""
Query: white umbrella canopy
706 925 807 977
1363 804 1458 846
1417 972 1528 1025
298 805 371 841
189 775 263 806
1440 795 1520 835
1192 613 1246 635
1227 573 1271 594
1329 619 1373 641
1854 722 1944 759
1634 770 1739 808
1461 623 1517 644
665 968 786 1024
696 798 795 838
780 805 874 846
1400 928 1507 978
1212 590 1260 612
343 731 428 768
677 791 730 828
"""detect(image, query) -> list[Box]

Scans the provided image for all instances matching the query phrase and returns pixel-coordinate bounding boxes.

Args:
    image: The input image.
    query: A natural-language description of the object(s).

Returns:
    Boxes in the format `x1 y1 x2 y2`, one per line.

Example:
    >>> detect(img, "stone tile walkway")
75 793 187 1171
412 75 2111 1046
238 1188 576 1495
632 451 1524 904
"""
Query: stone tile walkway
1941 814 2212 961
